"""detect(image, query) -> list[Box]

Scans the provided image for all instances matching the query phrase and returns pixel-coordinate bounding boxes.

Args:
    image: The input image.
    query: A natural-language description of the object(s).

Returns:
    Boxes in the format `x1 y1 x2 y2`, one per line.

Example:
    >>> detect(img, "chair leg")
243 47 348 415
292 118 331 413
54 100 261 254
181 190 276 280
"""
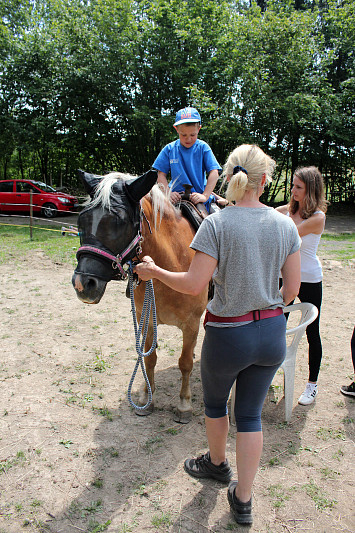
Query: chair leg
283 363 296 422
230 381 236 426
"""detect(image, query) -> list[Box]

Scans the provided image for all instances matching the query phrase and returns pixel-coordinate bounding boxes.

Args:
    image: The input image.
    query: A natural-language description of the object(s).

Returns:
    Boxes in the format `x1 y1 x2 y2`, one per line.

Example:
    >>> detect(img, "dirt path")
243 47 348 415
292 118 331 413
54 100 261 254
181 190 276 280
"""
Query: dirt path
0 220 354 533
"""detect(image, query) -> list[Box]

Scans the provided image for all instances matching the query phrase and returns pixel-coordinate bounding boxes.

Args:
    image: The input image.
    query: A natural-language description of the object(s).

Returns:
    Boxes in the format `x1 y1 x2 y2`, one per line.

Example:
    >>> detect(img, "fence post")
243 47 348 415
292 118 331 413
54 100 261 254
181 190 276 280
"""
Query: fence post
30 190 33 240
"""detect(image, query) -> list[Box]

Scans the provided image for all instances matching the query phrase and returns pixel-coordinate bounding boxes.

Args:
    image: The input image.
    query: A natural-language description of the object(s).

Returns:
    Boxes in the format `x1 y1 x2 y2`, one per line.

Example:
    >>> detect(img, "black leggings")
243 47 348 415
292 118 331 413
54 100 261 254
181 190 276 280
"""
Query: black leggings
295 281 323 382
280 279 323 382
351 326 355 374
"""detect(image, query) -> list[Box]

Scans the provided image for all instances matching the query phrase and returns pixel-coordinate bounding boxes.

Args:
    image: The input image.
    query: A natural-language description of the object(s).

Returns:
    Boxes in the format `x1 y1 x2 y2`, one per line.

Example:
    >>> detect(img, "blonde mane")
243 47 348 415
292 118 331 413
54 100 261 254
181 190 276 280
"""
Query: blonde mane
86 172 178 229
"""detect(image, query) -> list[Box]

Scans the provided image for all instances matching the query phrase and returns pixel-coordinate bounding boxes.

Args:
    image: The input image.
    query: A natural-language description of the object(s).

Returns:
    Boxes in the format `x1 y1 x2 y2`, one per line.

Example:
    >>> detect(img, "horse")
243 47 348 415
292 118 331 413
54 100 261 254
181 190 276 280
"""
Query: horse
72 169 208 423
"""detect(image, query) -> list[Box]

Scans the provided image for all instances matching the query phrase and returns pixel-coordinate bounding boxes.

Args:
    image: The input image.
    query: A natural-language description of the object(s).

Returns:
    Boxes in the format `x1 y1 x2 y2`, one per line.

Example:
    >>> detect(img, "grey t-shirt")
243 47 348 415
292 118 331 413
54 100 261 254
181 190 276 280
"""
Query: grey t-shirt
190 206 301 317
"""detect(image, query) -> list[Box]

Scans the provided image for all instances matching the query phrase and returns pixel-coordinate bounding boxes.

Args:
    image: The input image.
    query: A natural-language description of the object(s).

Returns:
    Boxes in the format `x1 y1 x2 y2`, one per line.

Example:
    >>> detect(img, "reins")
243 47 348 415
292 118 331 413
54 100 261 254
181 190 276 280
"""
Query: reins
76 199 157 411
126 261 157 411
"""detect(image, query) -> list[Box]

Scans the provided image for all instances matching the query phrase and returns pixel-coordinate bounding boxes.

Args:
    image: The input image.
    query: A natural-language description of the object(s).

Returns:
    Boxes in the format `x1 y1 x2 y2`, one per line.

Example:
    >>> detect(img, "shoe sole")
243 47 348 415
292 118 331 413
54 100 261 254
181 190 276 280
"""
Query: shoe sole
227 483 253 525
340 389 355 397
183 463 232 483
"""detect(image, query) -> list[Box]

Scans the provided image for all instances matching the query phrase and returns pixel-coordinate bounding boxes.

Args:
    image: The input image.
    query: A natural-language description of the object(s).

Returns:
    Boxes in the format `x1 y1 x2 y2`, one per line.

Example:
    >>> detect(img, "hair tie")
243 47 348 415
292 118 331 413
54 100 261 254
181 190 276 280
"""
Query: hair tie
233 165 248 176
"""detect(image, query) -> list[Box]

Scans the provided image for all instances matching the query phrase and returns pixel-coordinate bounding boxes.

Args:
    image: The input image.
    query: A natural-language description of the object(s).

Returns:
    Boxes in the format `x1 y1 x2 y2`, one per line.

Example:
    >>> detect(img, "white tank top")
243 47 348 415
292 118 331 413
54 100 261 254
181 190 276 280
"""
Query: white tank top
288 211 324 283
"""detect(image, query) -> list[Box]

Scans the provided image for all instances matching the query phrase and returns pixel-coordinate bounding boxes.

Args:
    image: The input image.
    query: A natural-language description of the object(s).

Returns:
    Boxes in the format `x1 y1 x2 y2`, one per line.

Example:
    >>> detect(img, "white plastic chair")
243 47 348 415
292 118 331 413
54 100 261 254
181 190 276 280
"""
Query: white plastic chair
230 302 318 425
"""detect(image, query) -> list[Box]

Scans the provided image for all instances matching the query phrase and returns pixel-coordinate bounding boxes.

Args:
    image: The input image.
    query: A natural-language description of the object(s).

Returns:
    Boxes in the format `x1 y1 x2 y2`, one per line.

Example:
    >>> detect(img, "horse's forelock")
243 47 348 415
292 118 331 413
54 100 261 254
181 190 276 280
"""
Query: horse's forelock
89 172 135 210
85 173 179 226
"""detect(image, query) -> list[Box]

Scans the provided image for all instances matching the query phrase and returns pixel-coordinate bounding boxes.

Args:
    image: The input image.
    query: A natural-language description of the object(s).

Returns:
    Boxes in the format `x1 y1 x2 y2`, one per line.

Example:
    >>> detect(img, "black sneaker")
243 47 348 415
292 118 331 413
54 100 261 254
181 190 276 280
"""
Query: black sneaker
340 382 355 397
227 481 253 525
184 451 233 483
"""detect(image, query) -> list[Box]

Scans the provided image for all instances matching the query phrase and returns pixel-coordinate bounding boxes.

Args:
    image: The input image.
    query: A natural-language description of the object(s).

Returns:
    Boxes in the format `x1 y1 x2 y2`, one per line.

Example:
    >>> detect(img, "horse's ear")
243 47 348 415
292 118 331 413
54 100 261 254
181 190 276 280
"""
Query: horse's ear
78 169 102 197
125 169 158 203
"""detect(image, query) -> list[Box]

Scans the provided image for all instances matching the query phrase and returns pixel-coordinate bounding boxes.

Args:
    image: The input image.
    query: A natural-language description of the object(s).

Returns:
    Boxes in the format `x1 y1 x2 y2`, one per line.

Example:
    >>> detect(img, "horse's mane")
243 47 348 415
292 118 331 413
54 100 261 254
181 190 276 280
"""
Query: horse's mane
87 172 178 228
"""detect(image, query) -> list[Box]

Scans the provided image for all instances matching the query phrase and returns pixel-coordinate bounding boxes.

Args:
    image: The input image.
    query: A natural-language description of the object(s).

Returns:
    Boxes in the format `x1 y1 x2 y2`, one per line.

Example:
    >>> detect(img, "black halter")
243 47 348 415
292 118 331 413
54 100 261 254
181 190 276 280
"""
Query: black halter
75 204 152 281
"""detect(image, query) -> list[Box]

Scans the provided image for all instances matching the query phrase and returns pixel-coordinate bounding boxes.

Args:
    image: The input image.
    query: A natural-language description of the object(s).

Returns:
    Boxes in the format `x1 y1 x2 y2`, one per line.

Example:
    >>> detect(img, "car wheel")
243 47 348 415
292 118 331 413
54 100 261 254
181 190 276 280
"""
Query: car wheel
42 203 58 218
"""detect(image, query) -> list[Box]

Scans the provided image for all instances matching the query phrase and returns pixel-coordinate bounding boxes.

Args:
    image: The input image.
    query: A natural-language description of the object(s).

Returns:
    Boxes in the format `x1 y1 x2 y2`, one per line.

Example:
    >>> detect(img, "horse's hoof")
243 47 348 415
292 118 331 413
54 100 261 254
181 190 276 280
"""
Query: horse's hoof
173 409 192 424
135 404 154 416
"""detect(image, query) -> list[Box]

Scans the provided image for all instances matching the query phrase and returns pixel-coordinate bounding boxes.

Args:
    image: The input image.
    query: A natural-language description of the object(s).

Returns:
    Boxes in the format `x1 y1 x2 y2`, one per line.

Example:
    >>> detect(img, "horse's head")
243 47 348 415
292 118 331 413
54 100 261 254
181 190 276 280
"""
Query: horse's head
72 169 157 304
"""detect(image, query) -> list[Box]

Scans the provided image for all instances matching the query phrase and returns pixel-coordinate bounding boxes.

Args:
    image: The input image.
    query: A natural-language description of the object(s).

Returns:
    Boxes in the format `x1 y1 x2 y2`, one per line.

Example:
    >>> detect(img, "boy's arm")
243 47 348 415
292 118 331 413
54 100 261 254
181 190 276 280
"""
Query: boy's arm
157 171 169 191
212 192 229 206
190 169 219 205
157 171 182 203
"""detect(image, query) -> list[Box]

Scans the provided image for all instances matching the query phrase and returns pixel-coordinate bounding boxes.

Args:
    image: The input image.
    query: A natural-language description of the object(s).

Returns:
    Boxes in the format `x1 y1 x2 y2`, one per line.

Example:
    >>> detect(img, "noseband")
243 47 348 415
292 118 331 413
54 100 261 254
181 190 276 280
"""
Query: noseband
75 205 151 281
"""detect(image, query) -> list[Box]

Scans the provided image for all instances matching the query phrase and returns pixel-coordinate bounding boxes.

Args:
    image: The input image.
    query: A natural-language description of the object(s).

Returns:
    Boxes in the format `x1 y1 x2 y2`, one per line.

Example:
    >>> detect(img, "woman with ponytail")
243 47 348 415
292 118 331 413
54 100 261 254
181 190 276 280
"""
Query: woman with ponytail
134 144 301 525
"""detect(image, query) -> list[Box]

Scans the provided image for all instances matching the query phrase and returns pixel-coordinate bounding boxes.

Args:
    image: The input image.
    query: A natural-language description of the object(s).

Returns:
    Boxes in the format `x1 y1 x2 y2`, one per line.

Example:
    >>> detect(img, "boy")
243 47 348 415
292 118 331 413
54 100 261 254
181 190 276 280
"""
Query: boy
153 107 222 211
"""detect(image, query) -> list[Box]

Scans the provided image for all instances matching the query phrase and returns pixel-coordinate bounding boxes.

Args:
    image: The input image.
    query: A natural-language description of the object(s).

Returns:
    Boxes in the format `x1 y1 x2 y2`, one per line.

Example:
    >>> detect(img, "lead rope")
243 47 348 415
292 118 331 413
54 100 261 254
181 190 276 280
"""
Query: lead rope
127 261 157 410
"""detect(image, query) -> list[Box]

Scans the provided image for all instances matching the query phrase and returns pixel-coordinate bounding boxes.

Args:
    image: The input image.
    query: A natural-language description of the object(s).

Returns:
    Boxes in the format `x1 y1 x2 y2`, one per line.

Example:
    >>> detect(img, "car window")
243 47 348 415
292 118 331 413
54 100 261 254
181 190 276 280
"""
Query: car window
16 182 38 193
33 181 56 192
0 181 14 192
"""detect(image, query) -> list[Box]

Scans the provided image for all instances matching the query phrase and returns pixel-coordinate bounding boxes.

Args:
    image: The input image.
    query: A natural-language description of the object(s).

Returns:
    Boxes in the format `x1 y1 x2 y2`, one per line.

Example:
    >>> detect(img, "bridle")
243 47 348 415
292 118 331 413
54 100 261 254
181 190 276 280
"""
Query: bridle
75 203 152 281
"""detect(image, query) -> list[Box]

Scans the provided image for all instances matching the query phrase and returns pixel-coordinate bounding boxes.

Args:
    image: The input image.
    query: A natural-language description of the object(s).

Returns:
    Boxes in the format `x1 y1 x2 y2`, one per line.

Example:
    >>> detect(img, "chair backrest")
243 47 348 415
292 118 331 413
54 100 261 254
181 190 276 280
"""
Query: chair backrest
282 302 318 364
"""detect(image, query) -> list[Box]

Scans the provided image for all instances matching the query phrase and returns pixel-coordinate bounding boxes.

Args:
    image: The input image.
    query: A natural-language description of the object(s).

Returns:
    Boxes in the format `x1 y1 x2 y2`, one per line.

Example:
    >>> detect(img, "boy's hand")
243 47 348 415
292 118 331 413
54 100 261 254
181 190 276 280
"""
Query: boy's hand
190 192 207 205
133 256 156 281
216 197 229 207
170 191 182 204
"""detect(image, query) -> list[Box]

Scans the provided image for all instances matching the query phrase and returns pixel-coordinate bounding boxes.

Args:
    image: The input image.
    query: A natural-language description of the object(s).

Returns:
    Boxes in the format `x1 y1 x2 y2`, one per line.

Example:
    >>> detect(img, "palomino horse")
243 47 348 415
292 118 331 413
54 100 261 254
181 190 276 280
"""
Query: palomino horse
72 169 208 423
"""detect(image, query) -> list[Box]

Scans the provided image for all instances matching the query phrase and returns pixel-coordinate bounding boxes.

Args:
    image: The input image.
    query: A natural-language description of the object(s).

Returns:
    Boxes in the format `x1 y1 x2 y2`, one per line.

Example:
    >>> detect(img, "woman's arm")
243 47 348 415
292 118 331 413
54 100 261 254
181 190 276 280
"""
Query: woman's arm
276 204 325 236
280 250 301 305
296 212 325 237
276 205 289 215
133 251 217 296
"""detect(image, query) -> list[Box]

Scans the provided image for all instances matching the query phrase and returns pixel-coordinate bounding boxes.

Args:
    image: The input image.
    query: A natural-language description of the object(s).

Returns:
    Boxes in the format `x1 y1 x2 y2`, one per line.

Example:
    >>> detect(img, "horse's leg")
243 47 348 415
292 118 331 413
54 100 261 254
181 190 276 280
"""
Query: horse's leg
174 322 199 424
135 324 157 416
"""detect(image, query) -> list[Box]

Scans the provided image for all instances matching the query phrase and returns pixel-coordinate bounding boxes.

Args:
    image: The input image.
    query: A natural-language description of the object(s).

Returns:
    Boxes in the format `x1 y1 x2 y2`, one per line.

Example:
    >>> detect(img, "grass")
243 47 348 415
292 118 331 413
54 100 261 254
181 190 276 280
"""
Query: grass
316 427 346 441
0 224 79 265
1 224 353 268
92 405 113 421
321 232 355 241
151 512 173 528
266 483 292 508
0 451 27 474
319 233 355 263
144 435 164 453
304 480 337 510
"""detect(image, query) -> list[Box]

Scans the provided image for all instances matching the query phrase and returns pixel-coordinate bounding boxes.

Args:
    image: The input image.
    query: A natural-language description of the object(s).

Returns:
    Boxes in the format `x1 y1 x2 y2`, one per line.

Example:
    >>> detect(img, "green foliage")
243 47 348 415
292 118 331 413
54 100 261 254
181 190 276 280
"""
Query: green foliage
0 0 354 202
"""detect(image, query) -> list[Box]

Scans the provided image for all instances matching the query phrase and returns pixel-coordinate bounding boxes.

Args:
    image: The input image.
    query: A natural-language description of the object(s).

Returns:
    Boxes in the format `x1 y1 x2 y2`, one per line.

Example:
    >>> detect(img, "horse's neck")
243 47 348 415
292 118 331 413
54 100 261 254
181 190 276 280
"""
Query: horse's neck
140 196 195 269
141 194 176 234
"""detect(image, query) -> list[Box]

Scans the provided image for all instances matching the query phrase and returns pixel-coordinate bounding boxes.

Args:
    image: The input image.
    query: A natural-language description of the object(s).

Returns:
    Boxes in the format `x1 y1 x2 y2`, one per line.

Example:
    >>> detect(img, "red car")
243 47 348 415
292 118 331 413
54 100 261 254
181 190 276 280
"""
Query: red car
0 179 79 218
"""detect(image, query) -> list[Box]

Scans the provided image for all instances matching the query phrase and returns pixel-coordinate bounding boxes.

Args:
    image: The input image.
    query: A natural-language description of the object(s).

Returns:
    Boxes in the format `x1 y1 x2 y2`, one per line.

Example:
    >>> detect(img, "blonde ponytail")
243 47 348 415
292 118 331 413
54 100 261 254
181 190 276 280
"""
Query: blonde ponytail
223 144 276 202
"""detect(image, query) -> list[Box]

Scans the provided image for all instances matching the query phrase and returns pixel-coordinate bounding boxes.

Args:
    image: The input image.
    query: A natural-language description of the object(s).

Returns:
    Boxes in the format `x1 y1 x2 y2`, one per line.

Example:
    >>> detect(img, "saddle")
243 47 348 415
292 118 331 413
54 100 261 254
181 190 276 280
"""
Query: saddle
178 187 214 300
178 183 209 231
178 199 207 231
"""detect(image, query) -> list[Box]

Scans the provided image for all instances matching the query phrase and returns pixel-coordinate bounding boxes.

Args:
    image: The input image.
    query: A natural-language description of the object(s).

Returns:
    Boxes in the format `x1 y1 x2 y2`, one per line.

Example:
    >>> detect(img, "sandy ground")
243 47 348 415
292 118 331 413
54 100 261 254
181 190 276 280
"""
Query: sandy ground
0 214 354 533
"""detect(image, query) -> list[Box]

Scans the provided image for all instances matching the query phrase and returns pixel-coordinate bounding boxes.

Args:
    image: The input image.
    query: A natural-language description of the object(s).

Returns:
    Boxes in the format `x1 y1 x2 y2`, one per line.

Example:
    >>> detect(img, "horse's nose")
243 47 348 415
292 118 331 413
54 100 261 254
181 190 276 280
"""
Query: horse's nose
72 272 107 304
72 273 84 292
85 276 101 292
72 273 100 292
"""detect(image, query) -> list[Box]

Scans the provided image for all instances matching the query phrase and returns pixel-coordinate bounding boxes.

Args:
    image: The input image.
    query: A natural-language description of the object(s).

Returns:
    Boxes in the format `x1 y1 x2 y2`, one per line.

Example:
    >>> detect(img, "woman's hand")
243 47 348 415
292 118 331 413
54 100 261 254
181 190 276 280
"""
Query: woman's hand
133 256 156 281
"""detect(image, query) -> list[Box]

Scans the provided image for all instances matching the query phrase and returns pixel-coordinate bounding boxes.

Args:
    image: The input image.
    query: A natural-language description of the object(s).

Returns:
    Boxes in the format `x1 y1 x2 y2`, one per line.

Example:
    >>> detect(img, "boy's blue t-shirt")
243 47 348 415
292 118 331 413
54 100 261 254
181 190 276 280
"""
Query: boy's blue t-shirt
152 139 222 205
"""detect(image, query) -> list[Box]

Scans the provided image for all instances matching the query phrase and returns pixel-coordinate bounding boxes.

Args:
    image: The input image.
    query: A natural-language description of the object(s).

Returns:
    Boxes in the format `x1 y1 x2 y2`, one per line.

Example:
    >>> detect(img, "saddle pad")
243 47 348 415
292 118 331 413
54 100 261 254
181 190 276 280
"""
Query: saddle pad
179 200 207 232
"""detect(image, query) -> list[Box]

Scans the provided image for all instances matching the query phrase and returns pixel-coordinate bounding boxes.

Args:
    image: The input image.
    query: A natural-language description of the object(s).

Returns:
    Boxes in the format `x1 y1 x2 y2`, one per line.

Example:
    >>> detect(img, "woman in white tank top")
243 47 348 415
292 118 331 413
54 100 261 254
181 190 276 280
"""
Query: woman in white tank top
277 166 327 406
